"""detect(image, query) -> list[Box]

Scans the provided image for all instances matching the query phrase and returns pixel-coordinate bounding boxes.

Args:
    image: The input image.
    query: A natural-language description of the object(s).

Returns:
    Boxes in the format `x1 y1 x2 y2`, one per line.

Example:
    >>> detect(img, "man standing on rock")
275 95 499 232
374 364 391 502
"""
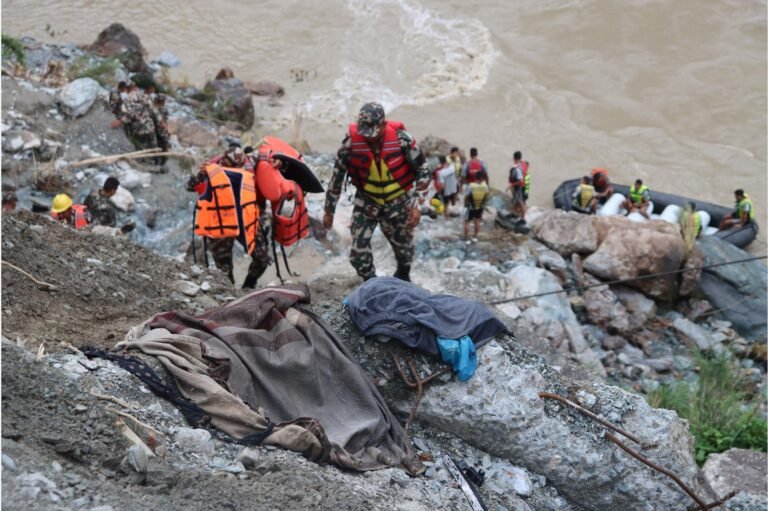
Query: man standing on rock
110 83 157 153
323 102 430 282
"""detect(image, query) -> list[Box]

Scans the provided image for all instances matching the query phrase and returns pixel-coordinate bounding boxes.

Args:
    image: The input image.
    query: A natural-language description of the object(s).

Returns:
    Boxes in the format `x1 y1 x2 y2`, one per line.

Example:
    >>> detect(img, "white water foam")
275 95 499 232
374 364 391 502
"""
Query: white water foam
286 0 496 128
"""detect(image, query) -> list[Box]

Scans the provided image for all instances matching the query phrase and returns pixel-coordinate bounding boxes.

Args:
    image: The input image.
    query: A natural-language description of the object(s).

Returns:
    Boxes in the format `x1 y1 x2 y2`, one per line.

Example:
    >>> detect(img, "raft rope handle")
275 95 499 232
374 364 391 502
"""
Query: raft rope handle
489 255 767 306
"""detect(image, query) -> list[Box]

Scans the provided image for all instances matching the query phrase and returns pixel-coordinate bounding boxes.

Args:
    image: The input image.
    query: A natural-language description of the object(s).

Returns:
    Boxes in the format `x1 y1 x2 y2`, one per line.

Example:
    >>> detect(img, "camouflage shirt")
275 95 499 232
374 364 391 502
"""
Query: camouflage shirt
324 128 430 215
120 93 155 137
83 189 117 227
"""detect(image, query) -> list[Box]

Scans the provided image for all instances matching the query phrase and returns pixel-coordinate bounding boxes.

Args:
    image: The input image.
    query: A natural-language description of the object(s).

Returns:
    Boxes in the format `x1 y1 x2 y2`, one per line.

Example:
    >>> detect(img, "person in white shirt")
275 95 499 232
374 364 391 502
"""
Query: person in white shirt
436 155 459 218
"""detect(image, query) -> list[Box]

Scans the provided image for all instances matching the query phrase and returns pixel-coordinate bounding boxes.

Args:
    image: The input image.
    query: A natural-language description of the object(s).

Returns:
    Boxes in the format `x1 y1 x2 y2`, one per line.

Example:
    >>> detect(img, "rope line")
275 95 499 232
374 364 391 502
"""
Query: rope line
489 255 767 306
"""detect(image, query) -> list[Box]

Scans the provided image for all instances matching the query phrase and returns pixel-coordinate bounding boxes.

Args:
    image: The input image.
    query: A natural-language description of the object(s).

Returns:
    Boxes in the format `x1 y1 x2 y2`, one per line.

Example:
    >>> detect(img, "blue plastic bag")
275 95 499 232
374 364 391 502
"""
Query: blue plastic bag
436 335 477 381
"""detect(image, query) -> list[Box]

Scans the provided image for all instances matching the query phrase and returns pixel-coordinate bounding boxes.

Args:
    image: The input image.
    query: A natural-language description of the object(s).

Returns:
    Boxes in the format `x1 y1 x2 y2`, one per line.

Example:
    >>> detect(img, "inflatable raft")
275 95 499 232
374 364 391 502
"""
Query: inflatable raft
553 178 759 248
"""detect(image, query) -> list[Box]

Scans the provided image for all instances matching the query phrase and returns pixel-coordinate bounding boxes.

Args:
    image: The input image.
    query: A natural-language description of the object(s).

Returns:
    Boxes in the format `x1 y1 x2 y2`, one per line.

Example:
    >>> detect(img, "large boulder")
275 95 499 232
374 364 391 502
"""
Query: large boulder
402 340 701 510
702 448 767 505
58 78 101 118
202 75 255 130
583 217 687 301
245 80 285 97
531 209 598 256
696 236 767 341
166 117 219 148
87 23 149 73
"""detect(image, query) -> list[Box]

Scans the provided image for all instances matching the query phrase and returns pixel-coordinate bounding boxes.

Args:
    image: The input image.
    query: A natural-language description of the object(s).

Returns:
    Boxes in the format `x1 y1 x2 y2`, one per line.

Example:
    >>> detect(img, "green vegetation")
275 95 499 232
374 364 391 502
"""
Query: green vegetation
67 56 122 86
648 352 767 464
2 34 25 66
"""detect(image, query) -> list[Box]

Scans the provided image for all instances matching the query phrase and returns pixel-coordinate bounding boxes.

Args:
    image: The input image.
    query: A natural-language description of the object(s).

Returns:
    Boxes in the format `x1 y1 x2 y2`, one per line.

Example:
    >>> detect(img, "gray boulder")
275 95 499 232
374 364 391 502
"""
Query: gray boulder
671 317 716 351
702 448 767 505
155 51 181 68
697 236 767 341
203 76 255 129
532 209 598 256
245 80 285 97
403 340 701 510
58 78 101 118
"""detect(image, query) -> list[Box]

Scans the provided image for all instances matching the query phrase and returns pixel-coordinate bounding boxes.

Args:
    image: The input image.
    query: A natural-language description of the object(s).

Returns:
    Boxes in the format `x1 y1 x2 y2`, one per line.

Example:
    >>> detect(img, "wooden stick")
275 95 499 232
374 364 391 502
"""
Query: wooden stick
1 260 57 289
69 150 194 169
117 151 194 161
59 342 84 356
115 418 156 457
90 392 136 411
69 148 160 168
106 406 164 437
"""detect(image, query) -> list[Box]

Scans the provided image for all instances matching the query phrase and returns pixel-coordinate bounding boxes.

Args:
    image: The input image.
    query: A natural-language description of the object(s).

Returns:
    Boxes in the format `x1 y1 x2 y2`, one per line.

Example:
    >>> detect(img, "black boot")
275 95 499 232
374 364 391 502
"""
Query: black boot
393 263 411 282
242 274 258 289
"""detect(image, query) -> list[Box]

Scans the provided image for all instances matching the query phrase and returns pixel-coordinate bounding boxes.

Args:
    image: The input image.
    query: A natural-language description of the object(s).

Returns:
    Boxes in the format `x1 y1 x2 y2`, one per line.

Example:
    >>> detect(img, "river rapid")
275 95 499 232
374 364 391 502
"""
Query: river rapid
3 0 766 252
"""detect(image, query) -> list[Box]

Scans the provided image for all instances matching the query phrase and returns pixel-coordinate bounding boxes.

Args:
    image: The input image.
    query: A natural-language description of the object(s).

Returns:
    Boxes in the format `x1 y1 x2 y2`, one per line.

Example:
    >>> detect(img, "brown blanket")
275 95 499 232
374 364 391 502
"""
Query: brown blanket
120 286 423 475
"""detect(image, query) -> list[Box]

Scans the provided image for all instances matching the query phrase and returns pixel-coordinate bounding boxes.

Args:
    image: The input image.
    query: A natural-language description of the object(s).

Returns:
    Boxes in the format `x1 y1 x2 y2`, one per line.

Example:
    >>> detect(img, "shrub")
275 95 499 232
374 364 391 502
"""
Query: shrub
2 34 25 65
647 352 767 464
67 56 121 87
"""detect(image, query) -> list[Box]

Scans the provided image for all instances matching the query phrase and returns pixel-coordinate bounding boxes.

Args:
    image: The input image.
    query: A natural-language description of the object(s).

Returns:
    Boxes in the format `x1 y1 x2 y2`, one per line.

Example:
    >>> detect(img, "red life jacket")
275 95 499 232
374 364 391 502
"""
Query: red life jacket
347 121 414 204
519 161 529 180
52 204 90 229
466 159 484 183
271 182 310 247
254 138 311 247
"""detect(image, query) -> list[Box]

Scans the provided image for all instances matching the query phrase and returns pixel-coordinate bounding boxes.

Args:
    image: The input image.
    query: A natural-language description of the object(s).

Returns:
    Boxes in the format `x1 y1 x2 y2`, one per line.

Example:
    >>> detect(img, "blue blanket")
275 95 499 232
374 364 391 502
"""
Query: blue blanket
345 277 509 354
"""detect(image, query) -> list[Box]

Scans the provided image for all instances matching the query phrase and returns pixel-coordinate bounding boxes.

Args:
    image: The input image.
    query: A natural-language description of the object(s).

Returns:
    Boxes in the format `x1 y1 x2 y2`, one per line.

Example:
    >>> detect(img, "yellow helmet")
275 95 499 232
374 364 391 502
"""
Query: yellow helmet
51 193 73 213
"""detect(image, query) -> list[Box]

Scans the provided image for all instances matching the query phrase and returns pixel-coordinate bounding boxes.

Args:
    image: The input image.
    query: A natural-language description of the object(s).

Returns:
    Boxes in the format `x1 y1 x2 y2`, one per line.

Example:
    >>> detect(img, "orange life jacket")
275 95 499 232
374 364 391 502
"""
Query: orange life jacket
466 159 485 183
347 121 414 204
194 164 260 255
52 204 90 229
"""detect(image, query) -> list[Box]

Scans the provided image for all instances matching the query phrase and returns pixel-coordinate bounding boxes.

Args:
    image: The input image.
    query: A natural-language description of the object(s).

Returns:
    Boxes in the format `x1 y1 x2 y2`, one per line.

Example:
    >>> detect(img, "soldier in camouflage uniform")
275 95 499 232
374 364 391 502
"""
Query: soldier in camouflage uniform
187 144 271 287
323 102 430 282
150 94 170 166
111 83 157 151
83 177 135 234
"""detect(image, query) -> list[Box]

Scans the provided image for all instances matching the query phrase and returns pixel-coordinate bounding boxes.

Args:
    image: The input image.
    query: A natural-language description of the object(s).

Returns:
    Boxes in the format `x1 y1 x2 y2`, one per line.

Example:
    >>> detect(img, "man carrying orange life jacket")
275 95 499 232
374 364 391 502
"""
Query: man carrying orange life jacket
187 143 270 288
51 193 91 229
322 102 430 282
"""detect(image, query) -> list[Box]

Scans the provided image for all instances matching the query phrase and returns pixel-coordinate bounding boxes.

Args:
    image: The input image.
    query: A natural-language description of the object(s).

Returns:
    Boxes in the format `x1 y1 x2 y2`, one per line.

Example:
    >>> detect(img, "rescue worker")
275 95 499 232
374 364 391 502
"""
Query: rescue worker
51 193 91 229
719 189 755 230
571 175 595 214
680 201 703 239
621 178 651 219
83 177 135 233
435 155 458 217
461 147 488 185
2 190 17 211
110 83 158 152
507 151 529 224
591 168 614 207
187 143 270 288
322 102 430 282
448 146 463 184
150 94 170 167
464 170 490 242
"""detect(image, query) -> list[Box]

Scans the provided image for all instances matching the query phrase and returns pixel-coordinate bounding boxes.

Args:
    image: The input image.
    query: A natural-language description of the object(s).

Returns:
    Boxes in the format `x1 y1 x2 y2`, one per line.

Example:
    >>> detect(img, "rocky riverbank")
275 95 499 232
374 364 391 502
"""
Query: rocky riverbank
2 28 766 511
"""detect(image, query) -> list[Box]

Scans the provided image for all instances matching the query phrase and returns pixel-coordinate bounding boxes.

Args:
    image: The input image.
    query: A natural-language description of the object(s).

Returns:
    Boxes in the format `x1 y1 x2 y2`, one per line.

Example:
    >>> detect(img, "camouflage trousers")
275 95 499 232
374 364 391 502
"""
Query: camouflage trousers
124 124 157 151
349 196 413 280
208 223 270 287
